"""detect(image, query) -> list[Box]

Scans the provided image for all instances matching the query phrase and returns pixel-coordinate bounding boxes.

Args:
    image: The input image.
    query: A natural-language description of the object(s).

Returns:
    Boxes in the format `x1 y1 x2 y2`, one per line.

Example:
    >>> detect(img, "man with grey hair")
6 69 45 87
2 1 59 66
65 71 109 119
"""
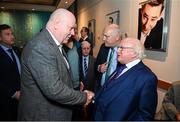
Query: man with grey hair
95 24 121 90
94 38 158 121
18 8 94 121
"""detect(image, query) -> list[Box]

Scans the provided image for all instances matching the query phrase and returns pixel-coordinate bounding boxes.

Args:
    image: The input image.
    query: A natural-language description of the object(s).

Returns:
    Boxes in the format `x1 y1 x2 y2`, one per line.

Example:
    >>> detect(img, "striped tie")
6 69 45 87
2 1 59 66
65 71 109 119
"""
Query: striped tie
84 57 88 77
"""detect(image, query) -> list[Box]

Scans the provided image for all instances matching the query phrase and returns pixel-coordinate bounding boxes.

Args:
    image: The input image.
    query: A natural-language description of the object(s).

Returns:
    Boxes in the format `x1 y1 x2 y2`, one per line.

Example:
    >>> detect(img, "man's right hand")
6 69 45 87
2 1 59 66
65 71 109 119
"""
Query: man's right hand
98 62 108 73
15 91 21 100
83 90 94 106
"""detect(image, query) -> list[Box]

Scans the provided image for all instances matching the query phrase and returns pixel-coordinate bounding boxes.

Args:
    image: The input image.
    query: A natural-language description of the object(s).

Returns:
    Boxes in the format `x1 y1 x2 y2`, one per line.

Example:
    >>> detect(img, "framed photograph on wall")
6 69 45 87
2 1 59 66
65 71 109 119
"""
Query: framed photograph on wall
88 19 96 47
138 0 170 52
106 10 120 25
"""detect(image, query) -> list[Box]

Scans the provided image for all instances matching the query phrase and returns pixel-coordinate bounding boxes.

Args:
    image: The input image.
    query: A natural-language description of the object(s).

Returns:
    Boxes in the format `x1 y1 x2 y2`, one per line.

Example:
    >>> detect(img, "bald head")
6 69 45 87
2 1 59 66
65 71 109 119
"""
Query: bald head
47 9 75 27
46 8 76 44
104 24 120 34
103 24 121 47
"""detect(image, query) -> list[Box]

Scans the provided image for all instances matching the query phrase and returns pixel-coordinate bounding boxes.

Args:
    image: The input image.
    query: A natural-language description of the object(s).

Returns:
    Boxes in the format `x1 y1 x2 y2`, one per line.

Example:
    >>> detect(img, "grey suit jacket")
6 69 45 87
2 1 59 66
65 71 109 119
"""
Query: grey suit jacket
155 81 180 120
18 29 86 121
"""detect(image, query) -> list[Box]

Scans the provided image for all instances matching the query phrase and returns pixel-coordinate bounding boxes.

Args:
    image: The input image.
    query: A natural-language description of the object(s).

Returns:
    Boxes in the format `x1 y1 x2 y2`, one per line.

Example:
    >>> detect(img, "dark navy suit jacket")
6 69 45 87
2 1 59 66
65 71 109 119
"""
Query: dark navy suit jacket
94 61 158 121
79 55 96 91
0 46 21 120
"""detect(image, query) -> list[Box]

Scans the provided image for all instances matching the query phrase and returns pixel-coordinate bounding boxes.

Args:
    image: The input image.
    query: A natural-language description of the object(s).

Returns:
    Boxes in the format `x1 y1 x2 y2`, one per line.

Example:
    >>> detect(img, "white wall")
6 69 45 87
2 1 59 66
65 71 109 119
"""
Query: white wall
77 0 180 82
77 0 180 112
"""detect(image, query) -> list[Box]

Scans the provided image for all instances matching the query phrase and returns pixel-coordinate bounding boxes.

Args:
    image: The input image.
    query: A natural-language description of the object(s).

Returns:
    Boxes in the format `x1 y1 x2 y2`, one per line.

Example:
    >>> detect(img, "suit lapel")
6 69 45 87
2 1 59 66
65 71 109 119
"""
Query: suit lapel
105 62 145 92
0 46 14 64
43 29 70 72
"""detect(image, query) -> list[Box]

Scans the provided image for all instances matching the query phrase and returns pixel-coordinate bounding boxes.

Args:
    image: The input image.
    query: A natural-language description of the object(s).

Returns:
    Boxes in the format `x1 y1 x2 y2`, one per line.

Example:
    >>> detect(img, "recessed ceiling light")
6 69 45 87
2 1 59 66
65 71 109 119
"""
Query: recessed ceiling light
65 1 68 4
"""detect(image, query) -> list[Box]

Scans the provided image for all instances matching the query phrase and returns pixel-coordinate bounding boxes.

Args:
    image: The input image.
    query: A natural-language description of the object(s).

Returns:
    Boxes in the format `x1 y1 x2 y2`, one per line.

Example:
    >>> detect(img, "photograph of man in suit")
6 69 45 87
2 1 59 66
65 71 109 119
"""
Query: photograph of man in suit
18 8 94 121
0 24 21 120
94 38 158 121
138 0 164 49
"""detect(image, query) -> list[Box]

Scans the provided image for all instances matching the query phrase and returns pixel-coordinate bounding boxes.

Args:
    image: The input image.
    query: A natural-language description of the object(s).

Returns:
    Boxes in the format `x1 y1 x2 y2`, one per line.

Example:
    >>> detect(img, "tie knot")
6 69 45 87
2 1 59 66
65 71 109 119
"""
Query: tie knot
84 57 87 61
116 64 127 74
8 48 13 53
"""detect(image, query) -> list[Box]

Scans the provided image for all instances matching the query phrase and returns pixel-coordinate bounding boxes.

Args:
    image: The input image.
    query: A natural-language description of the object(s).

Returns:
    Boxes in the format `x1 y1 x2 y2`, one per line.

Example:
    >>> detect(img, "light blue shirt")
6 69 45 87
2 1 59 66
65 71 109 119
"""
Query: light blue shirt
100 47 118 86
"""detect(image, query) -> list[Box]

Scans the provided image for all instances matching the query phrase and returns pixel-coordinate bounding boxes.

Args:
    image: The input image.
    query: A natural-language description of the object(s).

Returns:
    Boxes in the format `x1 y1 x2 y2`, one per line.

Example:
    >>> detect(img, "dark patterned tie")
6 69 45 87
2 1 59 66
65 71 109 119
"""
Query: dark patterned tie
84 57 88 77
108 64 127 83
8 49 19 72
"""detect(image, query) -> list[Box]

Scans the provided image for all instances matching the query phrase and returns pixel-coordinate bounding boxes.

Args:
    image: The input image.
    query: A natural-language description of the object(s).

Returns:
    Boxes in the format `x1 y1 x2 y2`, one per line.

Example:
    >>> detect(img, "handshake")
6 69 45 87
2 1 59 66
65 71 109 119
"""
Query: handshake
83 90 95 106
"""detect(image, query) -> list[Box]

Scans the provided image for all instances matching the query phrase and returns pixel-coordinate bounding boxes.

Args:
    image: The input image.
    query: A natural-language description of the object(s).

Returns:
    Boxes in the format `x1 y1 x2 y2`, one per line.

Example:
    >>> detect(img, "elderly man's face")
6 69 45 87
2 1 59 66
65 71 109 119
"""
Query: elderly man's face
117 40 135 64
103 29 119 47
59 17 76 44
141 4 163 35
82 44 91 56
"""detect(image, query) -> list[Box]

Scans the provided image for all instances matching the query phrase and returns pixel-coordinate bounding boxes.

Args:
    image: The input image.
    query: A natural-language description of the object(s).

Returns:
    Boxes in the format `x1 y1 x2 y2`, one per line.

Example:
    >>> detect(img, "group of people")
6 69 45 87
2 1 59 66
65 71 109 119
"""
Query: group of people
0 0 179 121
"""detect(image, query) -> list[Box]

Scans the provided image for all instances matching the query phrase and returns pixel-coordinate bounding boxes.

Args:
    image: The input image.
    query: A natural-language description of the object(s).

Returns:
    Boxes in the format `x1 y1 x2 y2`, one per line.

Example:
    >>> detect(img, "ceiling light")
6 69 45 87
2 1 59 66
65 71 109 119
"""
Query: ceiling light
65 1 68 4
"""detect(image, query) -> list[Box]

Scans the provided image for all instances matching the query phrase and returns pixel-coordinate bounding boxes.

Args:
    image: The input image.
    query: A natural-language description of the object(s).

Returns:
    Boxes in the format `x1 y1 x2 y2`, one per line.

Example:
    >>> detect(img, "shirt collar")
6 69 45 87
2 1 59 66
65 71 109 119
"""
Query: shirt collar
126 59 141 69
83 55 89 58
83 35 88 40
46 28 62 47
0 44 12 51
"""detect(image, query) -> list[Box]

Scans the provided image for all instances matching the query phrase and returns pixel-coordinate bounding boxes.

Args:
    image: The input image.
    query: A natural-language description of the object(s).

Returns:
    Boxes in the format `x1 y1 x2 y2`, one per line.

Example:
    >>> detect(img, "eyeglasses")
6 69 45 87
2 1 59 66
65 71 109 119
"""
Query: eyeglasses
118 46 133 50
102 34 111 39
82 47 90 50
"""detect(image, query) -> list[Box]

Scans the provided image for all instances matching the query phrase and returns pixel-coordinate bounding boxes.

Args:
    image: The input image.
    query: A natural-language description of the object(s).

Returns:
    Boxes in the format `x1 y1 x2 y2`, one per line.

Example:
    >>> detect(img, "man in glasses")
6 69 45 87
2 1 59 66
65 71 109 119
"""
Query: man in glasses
94 37 158 121
95 24 121 90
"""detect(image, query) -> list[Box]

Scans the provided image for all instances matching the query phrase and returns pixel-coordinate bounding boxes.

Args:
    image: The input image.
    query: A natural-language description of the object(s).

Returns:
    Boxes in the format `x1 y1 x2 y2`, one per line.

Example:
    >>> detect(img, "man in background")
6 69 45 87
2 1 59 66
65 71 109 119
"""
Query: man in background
94 38 158 120
138 0 164 49
0 24 21 120
95 24 121 90
79 41 96 120
18 8 94 121
79 27 93 55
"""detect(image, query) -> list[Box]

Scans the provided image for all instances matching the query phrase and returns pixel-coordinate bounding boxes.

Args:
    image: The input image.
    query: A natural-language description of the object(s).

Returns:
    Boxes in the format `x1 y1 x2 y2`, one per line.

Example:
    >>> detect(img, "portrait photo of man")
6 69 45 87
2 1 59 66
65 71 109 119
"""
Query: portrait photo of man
138 0 165 50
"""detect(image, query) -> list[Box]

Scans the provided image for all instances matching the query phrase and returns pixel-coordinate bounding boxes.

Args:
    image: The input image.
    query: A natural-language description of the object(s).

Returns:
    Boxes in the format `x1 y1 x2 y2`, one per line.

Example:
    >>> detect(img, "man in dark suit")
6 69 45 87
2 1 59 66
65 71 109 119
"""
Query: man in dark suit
78 41 95 120
94 38 158 121
79 27 93 55
138 0 164 49
18 9 94 121
95 24 121 90
80 41 95 92
0 24 21 120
